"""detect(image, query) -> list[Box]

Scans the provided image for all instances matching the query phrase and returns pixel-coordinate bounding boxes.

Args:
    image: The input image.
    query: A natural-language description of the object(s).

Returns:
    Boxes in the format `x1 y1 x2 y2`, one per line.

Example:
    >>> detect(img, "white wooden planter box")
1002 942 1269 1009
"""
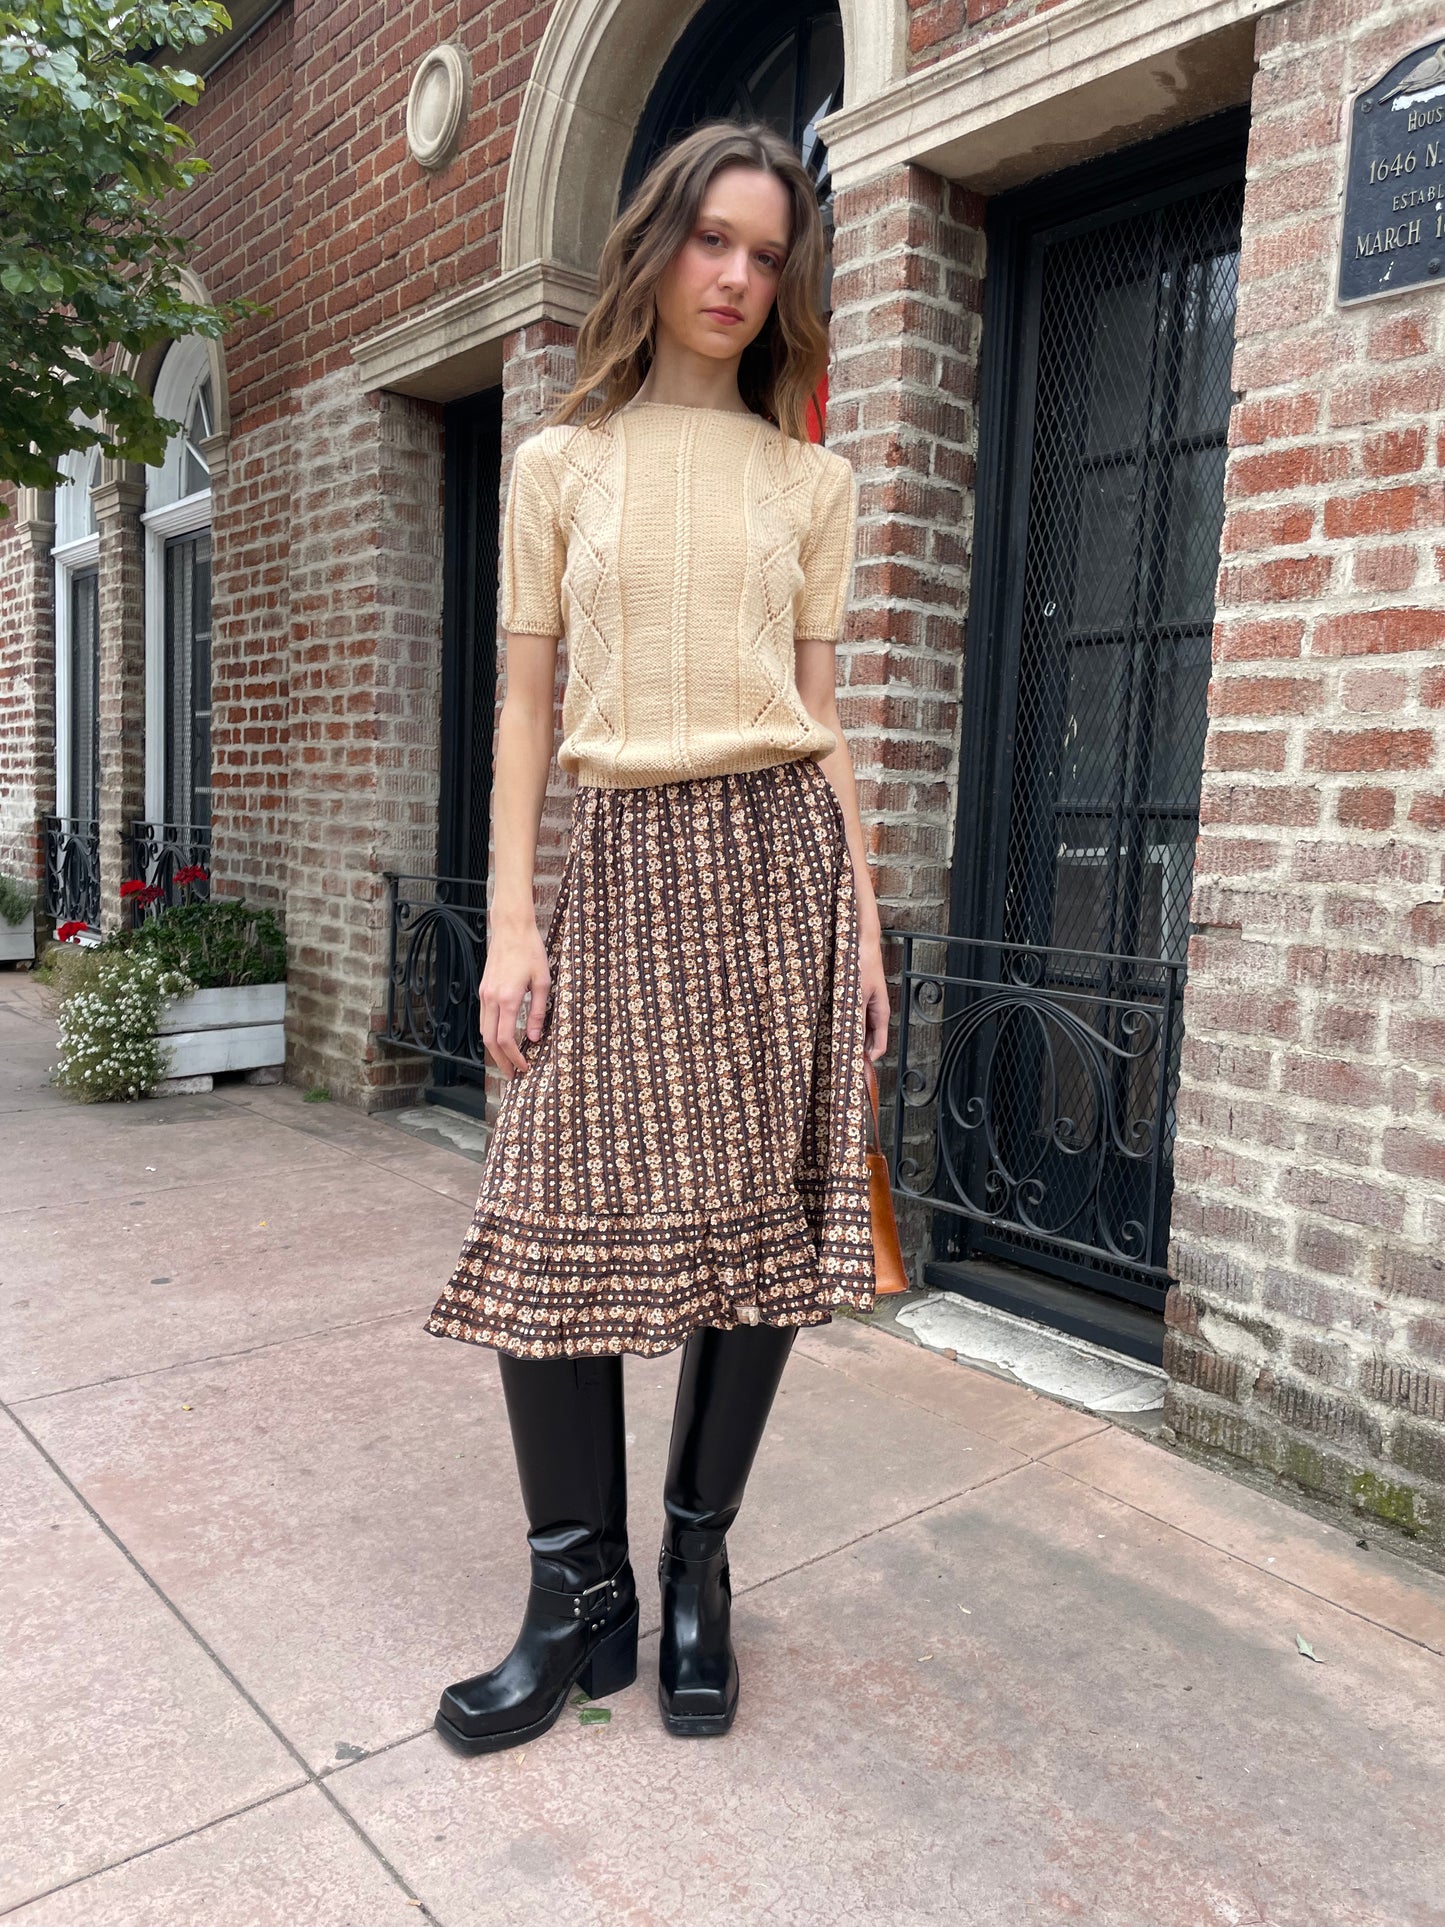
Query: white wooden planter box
156 981 286 1078
0 911 36 963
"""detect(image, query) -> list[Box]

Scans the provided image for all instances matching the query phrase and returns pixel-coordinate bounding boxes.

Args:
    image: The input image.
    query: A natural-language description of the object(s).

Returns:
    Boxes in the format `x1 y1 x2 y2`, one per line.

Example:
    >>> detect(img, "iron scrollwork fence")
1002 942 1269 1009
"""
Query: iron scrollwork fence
881 927 1185 1290
381 872 488 1071
42 817 101 928
129 821 212 923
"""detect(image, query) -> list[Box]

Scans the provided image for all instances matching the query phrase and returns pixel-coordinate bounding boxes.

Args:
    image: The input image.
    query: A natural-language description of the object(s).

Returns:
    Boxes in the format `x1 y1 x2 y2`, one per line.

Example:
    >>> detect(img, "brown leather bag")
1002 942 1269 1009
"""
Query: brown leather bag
862 1054 909 1296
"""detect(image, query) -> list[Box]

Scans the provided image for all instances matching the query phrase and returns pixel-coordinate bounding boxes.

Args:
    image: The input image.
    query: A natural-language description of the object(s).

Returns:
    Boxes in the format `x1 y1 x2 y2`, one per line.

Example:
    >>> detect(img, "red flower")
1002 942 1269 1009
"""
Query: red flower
55 920 89 941
174 864 209 887
136 883 164 908
119 879 145 899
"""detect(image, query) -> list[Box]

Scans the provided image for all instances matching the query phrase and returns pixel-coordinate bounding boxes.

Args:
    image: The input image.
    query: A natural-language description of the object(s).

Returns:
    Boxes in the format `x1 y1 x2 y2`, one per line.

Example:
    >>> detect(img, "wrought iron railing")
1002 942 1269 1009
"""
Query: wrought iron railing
381 872 488 1071
42 816 101 929
881 928 1186 1292
129 821 212 924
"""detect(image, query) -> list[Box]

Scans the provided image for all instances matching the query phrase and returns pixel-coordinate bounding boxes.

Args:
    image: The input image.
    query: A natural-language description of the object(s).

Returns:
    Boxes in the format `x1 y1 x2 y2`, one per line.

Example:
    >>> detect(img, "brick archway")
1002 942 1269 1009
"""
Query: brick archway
500 0 906 278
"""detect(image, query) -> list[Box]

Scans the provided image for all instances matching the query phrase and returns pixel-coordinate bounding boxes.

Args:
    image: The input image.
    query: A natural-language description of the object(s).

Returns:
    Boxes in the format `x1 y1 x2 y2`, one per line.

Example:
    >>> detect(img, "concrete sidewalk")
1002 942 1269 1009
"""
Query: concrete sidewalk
2 972 1442 1927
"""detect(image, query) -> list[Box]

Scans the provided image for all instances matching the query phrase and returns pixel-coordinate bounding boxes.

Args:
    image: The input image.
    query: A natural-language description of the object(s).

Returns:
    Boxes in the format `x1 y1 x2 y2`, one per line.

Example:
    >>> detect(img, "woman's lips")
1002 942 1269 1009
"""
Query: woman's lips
704 308 743 324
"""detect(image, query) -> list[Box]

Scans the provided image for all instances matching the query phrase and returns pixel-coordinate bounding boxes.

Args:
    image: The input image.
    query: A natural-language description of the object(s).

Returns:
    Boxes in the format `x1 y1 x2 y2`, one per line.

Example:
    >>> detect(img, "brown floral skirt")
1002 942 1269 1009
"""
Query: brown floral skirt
424 754 877 1360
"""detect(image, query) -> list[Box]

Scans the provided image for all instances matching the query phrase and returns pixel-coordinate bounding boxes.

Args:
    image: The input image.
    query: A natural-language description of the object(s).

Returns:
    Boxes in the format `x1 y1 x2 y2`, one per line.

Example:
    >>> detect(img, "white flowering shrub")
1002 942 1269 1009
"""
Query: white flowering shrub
51 948 197 1103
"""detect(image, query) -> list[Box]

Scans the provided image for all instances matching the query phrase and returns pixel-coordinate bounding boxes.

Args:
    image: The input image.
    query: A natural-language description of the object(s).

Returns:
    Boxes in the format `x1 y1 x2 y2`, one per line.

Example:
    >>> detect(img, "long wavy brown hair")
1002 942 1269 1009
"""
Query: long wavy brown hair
545 119 831 444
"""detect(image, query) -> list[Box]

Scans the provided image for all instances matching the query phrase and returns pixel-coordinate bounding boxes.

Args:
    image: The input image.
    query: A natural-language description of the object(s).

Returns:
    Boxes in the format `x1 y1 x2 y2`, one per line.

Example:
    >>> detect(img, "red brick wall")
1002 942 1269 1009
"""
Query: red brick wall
1168 0 1445 1547
210 415 293 915
94 481 146 932
907 0 1063 69
0 503 55 892
824 163 987 1271
164 0 550 396
281 372 444 1106
277 0 553 387
169 2 295 430
827 168 984 923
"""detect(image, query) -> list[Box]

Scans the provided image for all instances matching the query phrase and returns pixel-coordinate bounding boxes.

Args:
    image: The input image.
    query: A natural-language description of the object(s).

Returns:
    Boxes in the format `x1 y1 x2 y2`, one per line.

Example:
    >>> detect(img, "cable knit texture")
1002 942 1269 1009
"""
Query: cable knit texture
501 400 858 788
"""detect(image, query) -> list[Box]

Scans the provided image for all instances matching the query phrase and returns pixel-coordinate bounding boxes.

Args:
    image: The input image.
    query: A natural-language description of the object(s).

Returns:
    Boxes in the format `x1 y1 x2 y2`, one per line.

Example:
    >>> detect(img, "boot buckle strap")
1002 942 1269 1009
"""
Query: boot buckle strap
574 1575 619 1626
533 1568 623 1629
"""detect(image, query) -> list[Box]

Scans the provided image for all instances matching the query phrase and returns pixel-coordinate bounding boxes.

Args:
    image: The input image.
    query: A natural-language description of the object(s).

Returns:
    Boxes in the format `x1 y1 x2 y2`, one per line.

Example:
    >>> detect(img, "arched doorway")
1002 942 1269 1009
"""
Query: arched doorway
621 0 843 291
499 0 890 283
622 0 844 430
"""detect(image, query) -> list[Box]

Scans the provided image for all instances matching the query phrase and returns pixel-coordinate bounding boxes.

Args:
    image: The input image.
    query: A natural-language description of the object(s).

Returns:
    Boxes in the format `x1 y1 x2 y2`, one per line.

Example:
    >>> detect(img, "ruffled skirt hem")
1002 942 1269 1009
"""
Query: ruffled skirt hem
425 1177 876 1360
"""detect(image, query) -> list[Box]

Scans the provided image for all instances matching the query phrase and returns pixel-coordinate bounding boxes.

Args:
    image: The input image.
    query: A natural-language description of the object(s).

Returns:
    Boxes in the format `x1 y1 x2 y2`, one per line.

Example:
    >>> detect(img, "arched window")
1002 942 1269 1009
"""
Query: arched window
52 440 102 829
142 337 214 857
621 0 845 435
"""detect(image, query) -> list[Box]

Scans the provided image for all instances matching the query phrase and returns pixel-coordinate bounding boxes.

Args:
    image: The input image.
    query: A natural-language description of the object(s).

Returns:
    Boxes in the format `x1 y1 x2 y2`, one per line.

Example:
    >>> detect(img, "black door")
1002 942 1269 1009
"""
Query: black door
941 113 1248 1315
427 387 503 1112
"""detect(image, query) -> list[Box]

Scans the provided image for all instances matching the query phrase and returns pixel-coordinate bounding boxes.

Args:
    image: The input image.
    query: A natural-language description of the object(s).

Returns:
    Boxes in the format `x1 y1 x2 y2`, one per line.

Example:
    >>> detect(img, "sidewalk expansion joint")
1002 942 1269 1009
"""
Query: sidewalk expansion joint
0 1782 309 1920
9 1304 435 1408
0 1401 452 1927
1039 1451 1445 1662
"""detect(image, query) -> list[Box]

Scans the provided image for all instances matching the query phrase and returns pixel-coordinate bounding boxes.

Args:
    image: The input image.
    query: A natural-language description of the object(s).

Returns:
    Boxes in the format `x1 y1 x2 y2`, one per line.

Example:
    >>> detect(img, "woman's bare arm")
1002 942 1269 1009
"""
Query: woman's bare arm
794 637 891 1063
481 632 559 1078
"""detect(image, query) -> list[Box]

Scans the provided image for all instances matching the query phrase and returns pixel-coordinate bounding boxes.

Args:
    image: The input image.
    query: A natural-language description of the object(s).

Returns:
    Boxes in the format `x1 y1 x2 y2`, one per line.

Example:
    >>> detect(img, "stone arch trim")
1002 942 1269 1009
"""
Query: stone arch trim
501 0 908 277
101 266 233 489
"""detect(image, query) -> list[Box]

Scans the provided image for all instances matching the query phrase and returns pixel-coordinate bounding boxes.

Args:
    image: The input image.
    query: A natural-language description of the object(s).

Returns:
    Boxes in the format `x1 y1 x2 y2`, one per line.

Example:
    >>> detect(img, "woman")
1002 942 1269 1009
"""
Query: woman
425 117 889 1752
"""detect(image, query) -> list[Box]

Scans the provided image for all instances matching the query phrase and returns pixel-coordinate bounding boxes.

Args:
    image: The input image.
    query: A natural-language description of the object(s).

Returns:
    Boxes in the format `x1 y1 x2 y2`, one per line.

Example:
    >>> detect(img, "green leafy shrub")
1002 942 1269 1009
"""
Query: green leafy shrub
51 948 196 1102
0 874 36 927
45 898 285 1102
109 898 287 988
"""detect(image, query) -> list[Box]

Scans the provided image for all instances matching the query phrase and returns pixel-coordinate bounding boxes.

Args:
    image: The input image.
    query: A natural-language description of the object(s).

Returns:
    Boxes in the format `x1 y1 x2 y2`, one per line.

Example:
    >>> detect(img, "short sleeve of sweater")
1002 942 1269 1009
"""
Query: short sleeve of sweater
501 435 566 637
794 451 858 642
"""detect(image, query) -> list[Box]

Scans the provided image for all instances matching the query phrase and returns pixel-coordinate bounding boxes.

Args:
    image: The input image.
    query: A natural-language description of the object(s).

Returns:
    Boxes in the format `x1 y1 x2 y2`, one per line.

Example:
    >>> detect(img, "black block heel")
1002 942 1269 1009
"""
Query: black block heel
434 1352 637 1756
577 1600 640 1699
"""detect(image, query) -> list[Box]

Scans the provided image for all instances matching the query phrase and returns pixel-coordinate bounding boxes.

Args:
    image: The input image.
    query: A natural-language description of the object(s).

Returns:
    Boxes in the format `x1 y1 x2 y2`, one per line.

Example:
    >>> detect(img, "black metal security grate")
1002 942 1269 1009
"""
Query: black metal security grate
381 872 489 1072
129 821 212 924
43 817 101 929
888 931 1185 1286
940 136 1246 1309
1005 181 1241 973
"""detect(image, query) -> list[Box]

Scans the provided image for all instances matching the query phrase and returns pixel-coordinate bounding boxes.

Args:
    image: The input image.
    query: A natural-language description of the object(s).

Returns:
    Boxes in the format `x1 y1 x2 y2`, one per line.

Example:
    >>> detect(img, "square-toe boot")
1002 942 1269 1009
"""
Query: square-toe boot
657 1320 798 1737
435 1351 638 1755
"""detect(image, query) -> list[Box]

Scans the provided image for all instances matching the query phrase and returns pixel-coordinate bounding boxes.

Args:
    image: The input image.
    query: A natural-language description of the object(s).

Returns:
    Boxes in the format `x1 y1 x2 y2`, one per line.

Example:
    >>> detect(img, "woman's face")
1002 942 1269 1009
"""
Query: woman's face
653 163 793 362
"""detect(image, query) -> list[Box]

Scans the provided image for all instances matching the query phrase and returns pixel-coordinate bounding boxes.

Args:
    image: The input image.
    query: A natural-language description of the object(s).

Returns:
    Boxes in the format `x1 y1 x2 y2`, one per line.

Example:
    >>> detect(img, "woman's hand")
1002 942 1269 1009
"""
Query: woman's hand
480 917 552 1078
858 927 890 1063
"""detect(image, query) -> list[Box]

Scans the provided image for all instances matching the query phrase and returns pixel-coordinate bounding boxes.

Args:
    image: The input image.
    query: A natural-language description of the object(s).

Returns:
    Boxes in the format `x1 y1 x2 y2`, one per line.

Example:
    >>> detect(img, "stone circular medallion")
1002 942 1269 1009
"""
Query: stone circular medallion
406 44 468 170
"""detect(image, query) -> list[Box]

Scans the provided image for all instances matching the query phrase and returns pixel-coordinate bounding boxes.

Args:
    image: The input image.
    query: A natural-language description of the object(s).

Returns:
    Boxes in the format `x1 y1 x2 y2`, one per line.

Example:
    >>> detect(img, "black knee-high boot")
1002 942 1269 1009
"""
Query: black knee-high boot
435 1351 638 1754
657 1320 798 1736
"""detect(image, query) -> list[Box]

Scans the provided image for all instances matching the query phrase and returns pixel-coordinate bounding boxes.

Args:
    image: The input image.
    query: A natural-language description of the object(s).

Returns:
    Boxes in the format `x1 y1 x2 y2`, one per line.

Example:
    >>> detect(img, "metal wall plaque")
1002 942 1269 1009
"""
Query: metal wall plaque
1339 35 1445 304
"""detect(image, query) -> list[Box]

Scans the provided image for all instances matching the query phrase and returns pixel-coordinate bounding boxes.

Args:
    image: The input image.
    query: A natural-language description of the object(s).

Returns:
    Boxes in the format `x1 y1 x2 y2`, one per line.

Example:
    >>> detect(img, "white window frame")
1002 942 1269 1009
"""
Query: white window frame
143 491 212 824
144 337 214 825
51 438 101 822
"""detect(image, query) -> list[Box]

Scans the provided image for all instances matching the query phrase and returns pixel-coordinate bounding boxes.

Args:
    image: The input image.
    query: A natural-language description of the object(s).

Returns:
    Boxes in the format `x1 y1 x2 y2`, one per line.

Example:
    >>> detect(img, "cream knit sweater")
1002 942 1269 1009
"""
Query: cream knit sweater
501 400 858 788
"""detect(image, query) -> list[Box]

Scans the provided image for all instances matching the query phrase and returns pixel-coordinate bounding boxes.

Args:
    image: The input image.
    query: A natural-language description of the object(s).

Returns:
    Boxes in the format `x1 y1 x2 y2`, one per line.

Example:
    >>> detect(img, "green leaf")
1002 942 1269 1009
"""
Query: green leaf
1295 1633 1323 1663
577 1706 612 1725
